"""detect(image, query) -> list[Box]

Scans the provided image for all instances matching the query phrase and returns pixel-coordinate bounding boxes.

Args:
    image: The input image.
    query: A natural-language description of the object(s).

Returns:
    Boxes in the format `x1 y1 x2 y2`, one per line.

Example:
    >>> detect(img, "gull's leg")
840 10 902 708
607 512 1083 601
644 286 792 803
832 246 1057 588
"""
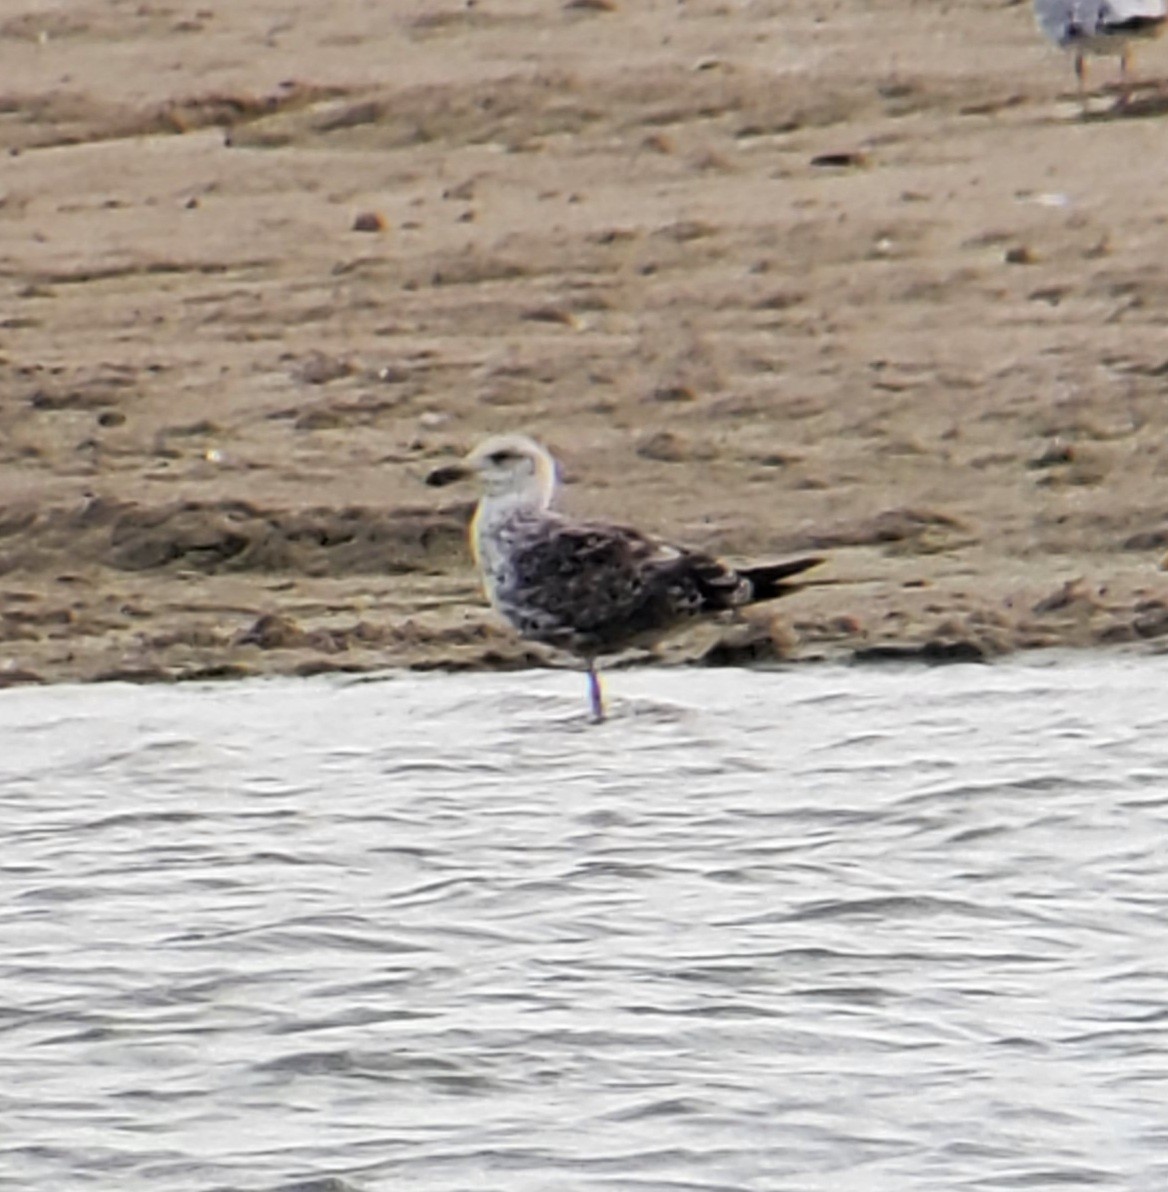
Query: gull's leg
1075 52 1088 106
586 660 605 723
1119 45 1132 106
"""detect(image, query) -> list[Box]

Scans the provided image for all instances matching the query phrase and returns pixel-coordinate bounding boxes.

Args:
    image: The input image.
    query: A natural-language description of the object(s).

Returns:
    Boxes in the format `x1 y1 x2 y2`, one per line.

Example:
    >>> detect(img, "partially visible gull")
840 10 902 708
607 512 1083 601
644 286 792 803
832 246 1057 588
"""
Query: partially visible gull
426 434 822 722
1034 0 1167 103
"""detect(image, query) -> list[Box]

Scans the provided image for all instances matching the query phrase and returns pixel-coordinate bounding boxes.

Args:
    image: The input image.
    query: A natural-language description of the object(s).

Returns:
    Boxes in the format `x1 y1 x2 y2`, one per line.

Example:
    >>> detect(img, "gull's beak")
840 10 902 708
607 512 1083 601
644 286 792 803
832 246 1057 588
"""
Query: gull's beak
425 460 471 487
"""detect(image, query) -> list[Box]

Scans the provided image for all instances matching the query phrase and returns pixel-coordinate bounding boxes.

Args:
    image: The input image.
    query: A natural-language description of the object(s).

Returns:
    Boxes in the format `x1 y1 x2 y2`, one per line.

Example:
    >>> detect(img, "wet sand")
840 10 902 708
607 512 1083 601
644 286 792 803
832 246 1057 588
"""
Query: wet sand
3 0 1168 686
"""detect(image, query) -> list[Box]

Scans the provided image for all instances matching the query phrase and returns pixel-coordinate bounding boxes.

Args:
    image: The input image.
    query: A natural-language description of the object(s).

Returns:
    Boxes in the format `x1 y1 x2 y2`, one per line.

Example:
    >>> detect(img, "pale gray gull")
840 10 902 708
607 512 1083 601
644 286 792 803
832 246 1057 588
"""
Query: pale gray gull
1034 0 1167 103
426 434 822 722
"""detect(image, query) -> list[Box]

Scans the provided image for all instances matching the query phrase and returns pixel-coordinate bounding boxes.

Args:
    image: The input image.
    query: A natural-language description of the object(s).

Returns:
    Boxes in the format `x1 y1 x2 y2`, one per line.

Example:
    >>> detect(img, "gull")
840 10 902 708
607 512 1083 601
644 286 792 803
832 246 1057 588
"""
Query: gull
426 434 822 722
1034 0 1168 104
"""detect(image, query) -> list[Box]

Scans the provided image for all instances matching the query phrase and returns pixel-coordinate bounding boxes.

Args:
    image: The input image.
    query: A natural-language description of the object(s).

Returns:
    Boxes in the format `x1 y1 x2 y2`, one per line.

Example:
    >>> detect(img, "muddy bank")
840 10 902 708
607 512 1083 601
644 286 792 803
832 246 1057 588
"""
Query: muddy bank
3 0 1168 687
2 496 1167 687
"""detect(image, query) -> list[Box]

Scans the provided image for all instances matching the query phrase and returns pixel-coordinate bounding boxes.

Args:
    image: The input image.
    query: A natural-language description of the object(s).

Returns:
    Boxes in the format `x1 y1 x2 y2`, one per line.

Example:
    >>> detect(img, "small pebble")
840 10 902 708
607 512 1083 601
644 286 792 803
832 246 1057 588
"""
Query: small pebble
352 210 388 233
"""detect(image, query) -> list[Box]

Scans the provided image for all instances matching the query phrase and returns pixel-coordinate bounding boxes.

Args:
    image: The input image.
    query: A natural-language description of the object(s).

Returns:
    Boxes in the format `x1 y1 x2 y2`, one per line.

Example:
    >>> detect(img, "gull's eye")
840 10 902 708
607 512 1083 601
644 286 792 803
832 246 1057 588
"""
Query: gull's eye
488 450 519 465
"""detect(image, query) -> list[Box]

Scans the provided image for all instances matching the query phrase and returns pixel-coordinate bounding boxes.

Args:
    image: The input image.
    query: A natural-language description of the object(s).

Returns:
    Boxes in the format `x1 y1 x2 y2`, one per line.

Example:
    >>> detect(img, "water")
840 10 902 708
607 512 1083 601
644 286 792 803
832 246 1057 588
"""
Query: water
3 653 1168 1192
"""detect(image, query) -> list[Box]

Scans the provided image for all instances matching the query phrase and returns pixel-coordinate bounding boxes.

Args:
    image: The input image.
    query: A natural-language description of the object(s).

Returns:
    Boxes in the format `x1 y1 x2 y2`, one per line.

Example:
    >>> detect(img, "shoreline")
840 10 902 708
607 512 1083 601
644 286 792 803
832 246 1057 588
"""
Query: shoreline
2 532 1166 689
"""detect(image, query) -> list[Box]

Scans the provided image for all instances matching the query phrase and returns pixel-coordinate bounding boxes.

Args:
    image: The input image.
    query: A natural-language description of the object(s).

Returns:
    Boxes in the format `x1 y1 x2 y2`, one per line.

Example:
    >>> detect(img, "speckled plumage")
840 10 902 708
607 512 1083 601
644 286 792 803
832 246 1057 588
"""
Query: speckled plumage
427 434 821 720
477 507 810 658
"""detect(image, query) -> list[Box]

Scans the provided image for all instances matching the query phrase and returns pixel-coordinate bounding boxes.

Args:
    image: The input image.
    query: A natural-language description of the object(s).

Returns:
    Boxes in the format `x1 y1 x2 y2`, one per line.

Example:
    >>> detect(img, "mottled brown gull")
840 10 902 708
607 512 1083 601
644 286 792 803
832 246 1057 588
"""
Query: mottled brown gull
426 434 822 722
1034 0 1167 104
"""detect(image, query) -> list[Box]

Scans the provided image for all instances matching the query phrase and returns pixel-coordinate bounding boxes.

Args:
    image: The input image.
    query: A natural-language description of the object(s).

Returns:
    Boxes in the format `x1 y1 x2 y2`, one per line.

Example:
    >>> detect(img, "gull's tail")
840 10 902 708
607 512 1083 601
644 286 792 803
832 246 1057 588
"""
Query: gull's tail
689 554 823 612
739 556 823 603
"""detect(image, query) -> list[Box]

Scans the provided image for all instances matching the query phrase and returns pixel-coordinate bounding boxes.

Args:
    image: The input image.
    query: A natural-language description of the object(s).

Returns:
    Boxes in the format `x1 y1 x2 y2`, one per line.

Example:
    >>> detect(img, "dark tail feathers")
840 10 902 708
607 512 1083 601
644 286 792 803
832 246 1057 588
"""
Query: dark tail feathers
740 555 823 603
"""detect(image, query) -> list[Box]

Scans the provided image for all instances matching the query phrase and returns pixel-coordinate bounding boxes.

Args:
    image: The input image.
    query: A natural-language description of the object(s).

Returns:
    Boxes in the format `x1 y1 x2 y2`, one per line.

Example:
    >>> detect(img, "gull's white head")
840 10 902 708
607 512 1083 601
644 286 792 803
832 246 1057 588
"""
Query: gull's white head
427 434 558 510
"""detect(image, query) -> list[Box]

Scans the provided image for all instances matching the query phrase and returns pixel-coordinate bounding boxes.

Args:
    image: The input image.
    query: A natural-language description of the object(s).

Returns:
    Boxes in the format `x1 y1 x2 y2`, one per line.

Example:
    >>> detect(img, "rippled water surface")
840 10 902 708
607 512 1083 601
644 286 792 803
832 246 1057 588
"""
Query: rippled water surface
4 655 1168 1191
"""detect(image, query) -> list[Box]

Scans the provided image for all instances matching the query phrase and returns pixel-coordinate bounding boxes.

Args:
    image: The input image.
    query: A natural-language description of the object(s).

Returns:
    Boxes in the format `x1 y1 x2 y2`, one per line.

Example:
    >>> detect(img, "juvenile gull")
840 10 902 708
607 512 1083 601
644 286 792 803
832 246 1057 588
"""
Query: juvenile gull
1034 0 1167 104
426 434 822 722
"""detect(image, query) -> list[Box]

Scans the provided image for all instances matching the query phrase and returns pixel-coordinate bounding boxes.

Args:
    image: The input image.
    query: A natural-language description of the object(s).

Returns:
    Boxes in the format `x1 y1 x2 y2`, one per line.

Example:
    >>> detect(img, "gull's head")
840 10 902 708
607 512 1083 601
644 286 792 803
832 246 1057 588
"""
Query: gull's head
426 434 558 508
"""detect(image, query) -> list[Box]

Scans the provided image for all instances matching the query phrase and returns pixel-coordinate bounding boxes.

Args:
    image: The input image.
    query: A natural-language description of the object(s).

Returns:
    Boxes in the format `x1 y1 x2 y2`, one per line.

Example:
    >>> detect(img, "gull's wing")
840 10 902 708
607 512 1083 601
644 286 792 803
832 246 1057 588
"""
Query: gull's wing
1101 0 1168 21
501 516 749 652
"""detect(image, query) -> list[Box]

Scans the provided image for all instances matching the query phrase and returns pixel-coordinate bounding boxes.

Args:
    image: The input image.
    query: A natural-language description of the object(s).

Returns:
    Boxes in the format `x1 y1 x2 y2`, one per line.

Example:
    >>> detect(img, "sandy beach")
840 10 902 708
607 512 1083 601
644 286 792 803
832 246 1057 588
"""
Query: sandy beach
3 0 1168 687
